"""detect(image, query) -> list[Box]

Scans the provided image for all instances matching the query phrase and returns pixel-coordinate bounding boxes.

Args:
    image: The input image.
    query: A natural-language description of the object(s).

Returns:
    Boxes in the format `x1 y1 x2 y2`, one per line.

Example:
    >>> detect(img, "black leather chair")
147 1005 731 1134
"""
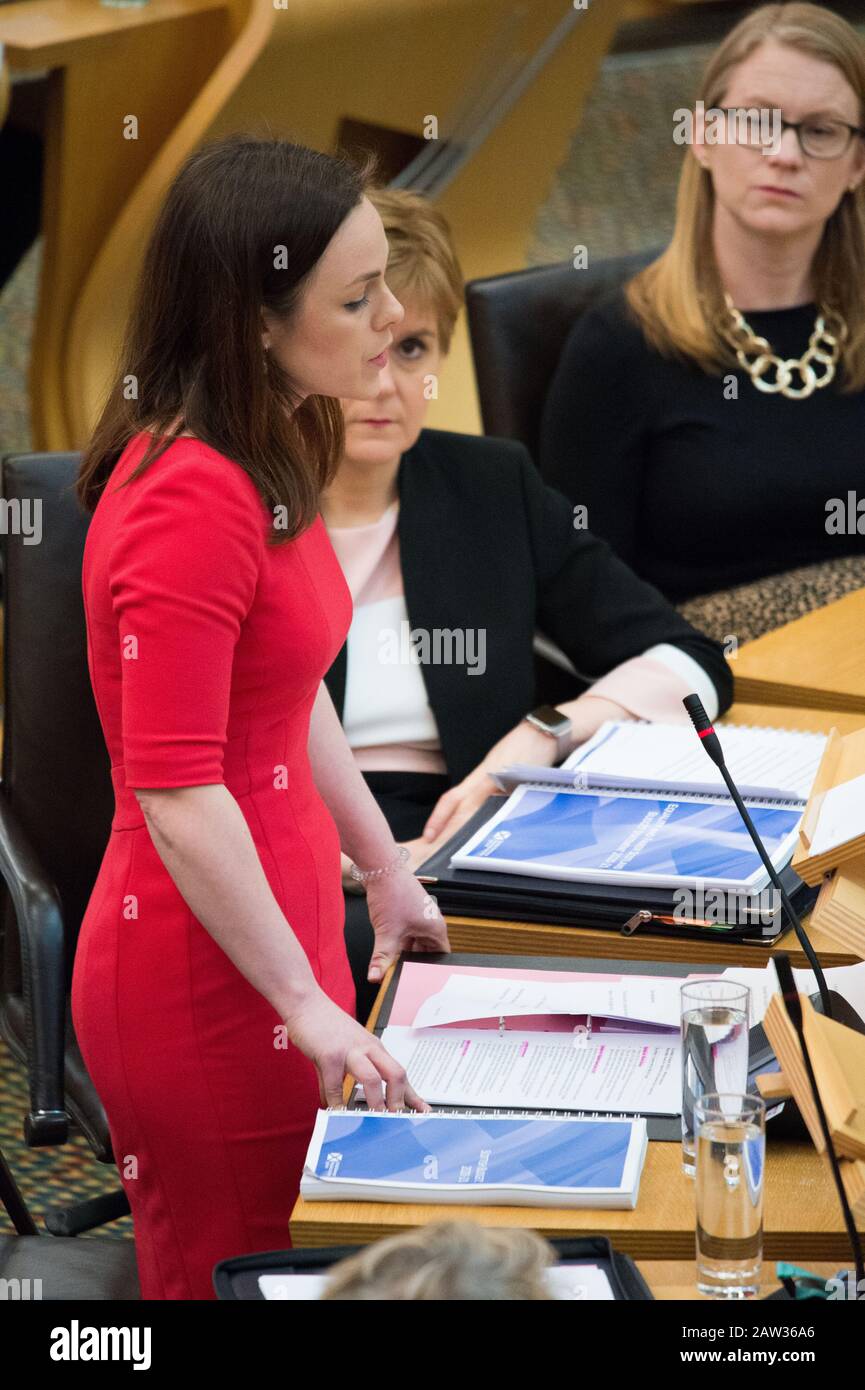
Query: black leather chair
0 451 129 1235
0 1146 139 1298
465 249 659 704
465 247 658 463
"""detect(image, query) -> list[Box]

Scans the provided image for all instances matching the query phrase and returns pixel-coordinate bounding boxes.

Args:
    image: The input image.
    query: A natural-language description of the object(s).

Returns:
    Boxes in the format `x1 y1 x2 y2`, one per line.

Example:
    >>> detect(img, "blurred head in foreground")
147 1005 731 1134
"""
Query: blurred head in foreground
320 1221 556 1301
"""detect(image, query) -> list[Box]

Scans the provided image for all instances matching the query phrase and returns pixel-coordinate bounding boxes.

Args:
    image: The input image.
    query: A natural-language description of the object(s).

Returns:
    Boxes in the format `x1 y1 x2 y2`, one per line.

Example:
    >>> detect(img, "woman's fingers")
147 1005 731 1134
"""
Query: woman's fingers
367 935 398 983
375 919 449 967
416 909 451 953
320 1060 347 1109
402 1081 431 1113
378 1050 411 1112
353 1041 413 1112
348 1050 387 1111
316 1035 425 1117
403 1085 431 1114
422 788 460 841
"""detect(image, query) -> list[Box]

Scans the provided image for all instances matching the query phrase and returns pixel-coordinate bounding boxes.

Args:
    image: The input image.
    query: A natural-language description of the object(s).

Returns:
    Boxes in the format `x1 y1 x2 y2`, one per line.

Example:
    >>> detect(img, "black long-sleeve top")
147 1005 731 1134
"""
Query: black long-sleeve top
538 287 865 602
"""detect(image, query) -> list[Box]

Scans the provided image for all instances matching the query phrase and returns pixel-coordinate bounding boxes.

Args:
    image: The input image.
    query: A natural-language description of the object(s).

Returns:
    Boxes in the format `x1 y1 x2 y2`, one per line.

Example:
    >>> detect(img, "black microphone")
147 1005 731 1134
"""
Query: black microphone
773 952 864 1291
682 694 833 1019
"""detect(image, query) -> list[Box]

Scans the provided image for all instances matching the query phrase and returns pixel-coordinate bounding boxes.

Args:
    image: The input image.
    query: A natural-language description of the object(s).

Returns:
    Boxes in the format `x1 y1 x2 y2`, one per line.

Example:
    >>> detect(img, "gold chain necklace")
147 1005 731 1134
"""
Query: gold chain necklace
716 293 848 399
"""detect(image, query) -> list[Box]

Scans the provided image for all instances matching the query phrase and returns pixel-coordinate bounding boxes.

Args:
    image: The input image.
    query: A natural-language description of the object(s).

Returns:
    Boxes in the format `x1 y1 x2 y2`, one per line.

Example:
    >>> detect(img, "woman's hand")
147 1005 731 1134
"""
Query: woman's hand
282 986 430 1111
416 723 559 848
399 835 448 873
365 867 451 985
419 695 632 847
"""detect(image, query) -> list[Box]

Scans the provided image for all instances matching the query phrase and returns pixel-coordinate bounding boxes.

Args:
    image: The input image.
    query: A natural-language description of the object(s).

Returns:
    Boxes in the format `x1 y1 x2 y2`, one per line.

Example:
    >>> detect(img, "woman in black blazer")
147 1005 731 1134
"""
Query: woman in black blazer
321 188 733 1021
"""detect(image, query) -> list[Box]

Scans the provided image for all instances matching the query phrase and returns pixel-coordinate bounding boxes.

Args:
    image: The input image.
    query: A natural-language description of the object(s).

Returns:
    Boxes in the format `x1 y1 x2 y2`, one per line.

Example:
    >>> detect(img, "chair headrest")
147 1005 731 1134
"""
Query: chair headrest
465 247 658 458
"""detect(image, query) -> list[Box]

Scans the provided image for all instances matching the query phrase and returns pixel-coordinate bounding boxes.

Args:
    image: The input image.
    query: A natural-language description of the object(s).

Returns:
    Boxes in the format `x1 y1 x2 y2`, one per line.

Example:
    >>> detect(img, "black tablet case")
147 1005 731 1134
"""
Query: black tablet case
415 796 817 945
212 1235 654 1301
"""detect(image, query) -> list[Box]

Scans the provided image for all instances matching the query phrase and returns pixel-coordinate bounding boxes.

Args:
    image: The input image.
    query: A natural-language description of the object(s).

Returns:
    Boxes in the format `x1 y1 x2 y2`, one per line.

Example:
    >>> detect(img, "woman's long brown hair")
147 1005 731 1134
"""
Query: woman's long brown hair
76 134 378 541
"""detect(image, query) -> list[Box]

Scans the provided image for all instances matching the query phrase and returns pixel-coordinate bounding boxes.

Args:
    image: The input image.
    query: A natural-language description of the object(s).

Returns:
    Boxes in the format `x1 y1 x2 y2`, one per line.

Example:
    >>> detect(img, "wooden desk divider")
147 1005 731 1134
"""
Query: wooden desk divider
757 993 865 1221
790 725 865 958
810 860 865 958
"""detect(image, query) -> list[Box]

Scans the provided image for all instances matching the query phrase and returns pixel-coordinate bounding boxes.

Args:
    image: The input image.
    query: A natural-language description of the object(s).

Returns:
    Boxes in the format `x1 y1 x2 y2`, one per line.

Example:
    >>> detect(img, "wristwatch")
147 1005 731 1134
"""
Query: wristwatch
523 705 573 762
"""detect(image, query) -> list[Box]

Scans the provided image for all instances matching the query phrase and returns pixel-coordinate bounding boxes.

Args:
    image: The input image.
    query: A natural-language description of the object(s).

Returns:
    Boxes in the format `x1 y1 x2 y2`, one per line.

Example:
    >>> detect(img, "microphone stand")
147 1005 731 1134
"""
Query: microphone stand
682 695 833 1019
773 953 864 1292
683 697 864 1293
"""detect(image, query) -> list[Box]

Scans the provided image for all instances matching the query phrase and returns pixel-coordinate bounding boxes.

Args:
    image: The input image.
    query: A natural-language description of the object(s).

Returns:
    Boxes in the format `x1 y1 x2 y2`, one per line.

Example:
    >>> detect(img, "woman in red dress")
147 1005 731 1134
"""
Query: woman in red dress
71 134 450 1300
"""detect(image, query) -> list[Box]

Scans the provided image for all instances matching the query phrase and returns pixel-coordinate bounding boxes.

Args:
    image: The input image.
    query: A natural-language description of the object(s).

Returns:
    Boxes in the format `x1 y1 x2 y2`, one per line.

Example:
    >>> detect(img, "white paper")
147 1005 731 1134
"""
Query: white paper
412 973 683 1031
563 719 825 802
381 1024 681 1114
546 1264 615 1300
259 1273 327 1300
807 773 865 858
719 959 865 1026
258 1264 615 1301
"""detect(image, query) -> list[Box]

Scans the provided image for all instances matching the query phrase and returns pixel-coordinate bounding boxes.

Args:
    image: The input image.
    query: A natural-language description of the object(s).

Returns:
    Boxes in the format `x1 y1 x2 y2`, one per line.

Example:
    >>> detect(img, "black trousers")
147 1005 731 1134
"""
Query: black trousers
344 770 451 1023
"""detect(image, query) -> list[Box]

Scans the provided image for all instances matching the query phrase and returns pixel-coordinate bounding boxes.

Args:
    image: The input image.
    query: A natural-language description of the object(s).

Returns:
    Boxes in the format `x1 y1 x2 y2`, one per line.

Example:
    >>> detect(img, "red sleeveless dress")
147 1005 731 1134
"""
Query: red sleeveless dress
72 434 355 1299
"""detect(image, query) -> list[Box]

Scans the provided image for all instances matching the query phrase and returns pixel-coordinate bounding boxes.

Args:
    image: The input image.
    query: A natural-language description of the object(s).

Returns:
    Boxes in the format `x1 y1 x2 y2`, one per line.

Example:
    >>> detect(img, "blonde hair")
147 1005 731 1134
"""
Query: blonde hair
365 186 465 354
320 1221 556 1301
626 3 865 390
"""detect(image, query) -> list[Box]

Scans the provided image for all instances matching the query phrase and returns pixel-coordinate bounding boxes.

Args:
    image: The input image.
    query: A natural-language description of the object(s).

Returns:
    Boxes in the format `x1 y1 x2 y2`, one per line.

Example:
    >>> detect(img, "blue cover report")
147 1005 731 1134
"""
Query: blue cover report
452 787 802 891
311 1113 634 1191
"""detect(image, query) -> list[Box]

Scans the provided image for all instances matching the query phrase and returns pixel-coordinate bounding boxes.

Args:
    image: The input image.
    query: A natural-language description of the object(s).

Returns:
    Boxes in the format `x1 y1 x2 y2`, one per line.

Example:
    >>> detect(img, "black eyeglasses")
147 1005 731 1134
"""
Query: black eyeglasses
717 107 865 159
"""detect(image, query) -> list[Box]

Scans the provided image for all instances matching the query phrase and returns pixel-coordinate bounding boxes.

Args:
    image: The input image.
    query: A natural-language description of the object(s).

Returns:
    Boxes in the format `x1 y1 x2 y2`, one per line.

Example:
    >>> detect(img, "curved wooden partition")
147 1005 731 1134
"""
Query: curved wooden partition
0 52 10 129
0 0 662 446
0 0 274 450
65 0 275 447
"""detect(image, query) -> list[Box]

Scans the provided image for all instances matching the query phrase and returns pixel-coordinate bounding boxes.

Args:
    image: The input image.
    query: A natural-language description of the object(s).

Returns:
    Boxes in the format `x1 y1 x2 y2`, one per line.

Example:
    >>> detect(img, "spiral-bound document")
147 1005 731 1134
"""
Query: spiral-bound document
451 785 802 894
451 719 821 895
379 1023 679 1114
301 1109 648 1209
494 718 826 802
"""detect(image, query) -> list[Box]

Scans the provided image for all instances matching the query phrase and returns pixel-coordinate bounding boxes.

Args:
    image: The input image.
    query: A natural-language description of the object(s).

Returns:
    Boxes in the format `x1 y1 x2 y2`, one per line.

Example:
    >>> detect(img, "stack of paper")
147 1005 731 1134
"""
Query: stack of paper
374 960 865 1115
495 718 826 802
301 1109 648 1210
468 719 823 896
378 962 682 1115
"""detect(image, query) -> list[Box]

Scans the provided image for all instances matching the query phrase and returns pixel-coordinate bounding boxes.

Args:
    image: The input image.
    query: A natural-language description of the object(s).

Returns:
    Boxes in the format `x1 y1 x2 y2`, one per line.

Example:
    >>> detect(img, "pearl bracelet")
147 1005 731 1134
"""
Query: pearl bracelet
348 845 411 885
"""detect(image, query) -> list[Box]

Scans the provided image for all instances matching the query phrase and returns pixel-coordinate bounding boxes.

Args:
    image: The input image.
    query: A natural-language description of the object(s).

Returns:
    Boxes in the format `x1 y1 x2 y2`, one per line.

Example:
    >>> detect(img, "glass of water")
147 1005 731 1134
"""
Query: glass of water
681 980 750 1176
694 1092 766 1297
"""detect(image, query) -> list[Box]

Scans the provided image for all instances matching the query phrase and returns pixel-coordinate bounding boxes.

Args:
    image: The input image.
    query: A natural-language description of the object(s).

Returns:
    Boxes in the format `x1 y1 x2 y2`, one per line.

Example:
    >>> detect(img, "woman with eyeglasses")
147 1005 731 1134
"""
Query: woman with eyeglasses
539 3 865 613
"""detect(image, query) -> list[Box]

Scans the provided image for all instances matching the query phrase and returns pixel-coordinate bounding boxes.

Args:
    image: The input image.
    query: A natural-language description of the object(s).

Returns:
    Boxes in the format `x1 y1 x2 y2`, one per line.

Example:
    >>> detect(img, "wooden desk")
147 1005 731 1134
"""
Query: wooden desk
442 909 854 969
732 591 865 713
728 703 865 738
440 702 864 969
290 1136 858 1263
638 1260 841 1300
289 963 865 1263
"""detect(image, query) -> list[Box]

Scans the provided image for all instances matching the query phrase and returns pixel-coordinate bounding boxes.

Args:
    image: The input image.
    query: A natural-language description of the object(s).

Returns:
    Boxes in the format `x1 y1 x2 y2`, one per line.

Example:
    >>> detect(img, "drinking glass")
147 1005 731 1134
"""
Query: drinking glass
681 980 750 1175
694 1091 766 1298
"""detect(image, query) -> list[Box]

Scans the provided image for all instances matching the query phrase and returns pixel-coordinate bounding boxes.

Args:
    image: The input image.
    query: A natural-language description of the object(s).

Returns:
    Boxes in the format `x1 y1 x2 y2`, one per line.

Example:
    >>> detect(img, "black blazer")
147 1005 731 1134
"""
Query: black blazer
323 428 733 786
